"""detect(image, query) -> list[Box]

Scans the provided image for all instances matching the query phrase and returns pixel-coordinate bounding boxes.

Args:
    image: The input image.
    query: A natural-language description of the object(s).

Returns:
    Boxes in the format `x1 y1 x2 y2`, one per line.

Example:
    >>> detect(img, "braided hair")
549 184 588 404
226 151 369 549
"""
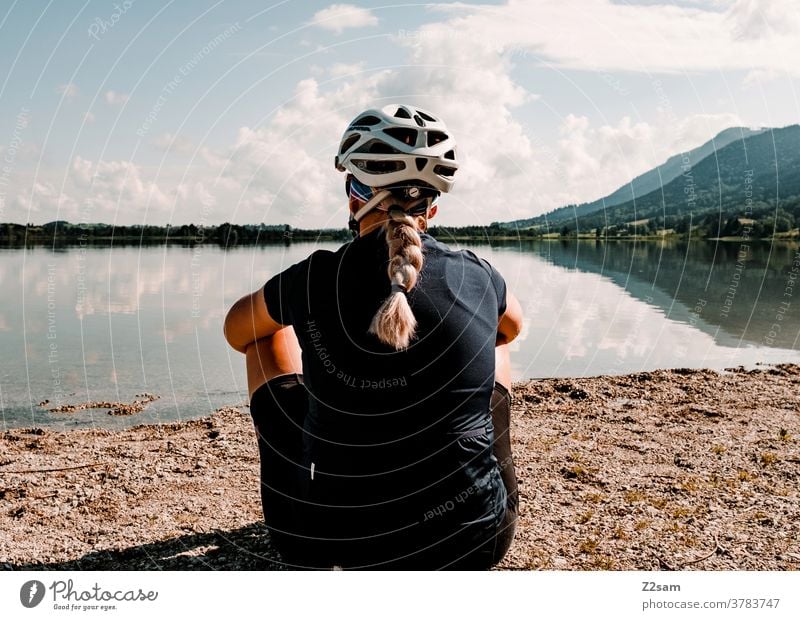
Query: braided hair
368 206 426 350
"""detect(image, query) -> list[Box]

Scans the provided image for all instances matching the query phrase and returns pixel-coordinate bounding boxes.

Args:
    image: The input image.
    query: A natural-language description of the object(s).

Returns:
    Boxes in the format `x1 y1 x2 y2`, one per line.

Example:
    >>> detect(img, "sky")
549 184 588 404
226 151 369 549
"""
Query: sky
0 0 798 228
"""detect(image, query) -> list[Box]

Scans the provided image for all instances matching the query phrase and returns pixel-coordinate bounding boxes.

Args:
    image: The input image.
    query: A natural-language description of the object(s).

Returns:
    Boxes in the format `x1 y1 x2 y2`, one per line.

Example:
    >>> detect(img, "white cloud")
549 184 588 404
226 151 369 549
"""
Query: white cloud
424 0 799 76
741 67 785 87
70 0 750 227
70 156 93 186
84 111 96 123
728 0 800 40
311 4 378 34
554 111 743 206
104 90 129 106
152 133 195 153
212 72 389 225
8 0 793 227
58 156 170 221
56 83 79 99
175 181 215 207
328 62 367 78
21 181 77 217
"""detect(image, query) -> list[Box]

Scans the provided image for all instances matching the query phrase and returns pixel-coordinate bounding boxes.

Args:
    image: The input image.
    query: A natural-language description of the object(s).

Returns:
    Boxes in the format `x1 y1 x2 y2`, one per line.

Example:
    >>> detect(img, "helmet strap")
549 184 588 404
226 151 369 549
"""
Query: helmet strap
353 189 393 221
348 216 360 238
347 184 436 238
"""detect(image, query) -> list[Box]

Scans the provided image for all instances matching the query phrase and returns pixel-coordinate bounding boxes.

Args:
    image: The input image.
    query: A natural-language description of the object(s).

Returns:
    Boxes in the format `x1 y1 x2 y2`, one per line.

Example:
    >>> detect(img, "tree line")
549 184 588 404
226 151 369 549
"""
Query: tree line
0 222 352 246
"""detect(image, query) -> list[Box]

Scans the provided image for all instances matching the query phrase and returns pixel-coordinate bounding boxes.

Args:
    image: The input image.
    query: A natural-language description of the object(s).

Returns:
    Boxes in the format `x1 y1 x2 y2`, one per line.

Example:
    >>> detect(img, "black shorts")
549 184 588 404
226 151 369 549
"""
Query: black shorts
249 373 518 569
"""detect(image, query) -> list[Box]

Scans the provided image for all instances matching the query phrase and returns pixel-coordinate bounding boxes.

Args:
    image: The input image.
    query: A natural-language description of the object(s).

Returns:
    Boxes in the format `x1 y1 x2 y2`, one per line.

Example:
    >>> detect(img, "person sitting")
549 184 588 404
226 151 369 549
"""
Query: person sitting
224 103 523 569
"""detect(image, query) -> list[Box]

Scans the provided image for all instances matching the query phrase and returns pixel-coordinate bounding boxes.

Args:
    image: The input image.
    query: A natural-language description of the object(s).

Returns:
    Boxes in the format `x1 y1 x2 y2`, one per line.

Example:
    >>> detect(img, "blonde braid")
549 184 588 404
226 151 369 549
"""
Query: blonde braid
368 208 425 349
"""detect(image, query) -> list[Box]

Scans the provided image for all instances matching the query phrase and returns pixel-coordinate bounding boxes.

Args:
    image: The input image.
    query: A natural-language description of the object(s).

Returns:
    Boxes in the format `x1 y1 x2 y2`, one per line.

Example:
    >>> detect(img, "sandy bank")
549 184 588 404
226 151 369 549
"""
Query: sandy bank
1 364 799 570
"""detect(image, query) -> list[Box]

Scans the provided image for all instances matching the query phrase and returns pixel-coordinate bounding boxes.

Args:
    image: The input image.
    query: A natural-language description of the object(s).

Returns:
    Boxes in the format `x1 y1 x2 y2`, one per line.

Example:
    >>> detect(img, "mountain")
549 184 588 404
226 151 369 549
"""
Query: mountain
505 126 767 230
569 124 800 235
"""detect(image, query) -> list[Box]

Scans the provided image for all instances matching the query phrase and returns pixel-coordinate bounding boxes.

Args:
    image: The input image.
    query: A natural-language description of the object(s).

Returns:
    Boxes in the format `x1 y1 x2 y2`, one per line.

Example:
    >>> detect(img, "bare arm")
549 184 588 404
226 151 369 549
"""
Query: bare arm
223 288 285 354
497 290 523 346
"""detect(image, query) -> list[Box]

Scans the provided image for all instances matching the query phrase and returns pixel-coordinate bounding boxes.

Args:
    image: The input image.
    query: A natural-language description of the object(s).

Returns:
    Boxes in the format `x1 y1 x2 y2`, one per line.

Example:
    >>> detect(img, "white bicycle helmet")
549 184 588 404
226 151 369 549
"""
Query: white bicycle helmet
335 103 459 194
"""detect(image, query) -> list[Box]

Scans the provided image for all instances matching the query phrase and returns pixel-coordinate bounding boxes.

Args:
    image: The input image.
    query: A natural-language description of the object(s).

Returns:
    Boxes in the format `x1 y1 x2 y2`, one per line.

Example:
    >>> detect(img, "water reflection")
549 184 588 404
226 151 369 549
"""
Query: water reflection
520 239 800 349
1 238 799 430
0 244 325 430
481 238 800 380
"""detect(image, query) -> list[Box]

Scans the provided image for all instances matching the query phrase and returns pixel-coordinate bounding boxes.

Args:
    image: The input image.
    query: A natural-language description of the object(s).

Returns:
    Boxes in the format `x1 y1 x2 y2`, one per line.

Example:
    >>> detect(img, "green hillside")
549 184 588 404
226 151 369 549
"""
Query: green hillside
505 126 766 231
566 124 800 237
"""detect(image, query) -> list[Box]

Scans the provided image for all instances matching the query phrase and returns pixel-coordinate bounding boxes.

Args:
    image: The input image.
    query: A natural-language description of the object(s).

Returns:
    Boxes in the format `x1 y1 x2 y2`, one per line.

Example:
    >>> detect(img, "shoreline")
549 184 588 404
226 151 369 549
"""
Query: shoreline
1 364 799 570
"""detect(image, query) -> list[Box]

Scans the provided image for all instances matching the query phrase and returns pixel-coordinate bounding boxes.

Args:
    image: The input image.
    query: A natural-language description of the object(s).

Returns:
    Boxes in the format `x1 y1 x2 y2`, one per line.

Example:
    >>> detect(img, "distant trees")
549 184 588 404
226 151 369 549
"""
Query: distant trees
5 194 800 248
0 222 351 247
674 217 691 234
428 222 530 239
773 209 794 233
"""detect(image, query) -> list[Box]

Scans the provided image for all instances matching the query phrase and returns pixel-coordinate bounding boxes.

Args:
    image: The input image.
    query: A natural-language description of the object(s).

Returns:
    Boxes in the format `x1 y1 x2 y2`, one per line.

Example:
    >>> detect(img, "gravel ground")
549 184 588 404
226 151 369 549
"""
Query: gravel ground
1 364 798 571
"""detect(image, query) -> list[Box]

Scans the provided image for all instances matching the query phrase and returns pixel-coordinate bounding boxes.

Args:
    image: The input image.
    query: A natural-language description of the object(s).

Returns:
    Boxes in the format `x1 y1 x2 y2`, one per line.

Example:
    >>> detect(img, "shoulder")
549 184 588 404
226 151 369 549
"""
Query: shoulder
296 238 376 274
296 246 341 269
421 233 496 273
420 232 457 257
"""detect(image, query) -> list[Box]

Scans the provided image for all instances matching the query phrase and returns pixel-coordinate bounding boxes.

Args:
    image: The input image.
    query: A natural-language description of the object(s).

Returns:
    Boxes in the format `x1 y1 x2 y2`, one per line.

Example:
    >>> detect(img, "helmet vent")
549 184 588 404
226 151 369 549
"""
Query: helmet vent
352 159 406 174
340 134 360 154
383 127 418 145
433 164 457 177
338 105 458 193
358 139 401 154
353 115 381 126
427 131 448 147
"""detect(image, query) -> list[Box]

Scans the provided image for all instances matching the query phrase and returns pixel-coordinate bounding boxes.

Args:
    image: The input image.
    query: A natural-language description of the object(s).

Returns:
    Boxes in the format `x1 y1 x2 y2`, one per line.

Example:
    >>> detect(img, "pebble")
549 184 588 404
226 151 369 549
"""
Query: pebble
2 367 799 571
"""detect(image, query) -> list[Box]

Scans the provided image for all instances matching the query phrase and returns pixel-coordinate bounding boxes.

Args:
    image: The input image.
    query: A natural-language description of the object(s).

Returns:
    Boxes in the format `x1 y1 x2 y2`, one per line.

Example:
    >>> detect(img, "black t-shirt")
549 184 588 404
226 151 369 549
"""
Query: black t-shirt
263 227 508 566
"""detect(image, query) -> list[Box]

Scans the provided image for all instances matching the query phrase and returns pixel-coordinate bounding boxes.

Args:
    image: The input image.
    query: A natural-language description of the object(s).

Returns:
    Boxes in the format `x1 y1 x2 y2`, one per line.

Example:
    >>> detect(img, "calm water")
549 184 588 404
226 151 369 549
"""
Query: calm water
2 238 799 430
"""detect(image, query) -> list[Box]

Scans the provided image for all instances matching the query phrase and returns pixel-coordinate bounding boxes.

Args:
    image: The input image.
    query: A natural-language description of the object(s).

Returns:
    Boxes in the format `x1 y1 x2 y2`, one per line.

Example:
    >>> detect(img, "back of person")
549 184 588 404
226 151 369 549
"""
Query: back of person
264 226 508 568
226 103 521 569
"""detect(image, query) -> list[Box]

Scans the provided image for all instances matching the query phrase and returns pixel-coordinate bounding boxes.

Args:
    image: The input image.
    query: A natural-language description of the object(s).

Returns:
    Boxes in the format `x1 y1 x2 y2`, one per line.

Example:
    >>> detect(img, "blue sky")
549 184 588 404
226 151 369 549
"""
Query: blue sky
0 0 798 227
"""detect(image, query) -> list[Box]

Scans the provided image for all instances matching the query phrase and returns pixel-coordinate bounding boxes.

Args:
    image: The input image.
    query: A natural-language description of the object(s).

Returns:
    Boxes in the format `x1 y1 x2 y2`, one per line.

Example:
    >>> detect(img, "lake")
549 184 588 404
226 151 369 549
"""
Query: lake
2 238 799 430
